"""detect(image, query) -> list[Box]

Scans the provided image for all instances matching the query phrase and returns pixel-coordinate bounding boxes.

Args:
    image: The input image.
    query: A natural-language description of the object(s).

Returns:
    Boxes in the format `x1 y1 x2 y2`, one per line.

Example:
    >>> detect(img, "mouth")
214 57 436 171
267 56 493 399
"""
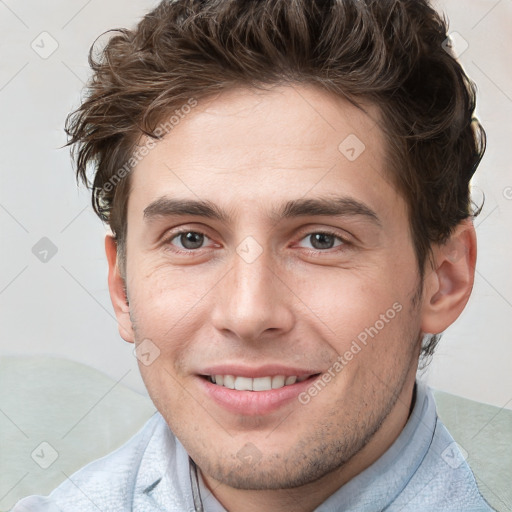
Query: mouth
197 370 322 416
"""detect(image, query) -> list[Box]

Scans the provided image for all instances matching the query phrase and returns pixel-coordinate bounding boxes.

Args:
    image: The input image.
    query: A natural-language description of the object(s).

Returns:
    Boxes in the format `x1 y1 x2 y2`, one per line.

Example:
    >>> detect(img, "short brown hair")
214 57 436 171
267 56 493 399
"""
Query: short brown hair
66 0 486 358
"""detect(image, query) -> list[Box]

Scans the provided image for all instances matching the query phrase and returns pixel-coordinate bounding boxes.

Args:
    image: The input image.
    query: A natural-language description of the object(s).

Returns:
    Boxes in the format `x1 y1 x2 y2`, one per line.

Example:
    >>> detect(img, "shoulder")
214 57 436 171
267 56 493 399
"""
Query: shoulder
10 413 166 512
390 413 495 512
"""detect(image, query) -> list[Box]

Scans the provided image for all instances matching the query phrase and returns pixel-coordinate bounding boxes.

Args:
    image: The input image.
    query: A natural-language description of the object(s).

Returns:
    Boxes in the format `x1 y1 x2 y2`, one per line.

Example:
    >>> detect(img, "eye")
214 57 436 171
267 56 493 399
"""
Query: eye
298 232 345 251
169 231 210 251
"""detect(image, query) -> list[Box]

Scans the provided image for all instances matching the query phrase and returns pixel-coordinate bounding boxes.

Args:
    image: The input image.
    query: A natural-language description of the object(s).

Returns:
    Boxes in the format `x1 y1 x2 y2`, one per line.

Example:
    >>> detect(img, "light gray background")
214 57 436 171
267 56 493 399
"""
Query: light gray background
1 0 511 410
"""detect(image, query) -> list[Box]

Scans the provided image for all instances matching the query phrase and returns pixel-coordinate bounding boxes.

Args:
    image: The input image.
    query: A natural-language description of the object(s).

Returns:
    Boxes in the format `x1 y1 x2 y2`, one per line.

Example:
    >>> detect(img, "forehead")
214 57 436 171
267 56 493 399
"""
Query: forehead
128 85 402 223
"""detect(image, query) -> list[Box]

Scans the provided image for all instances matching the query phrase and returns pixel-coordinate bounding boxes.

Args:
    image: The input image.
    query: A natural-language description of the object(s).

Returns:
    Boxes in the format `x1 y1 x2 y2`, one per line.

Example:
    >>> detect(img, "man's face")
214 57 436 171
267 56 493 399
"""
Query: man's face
121 85 424 490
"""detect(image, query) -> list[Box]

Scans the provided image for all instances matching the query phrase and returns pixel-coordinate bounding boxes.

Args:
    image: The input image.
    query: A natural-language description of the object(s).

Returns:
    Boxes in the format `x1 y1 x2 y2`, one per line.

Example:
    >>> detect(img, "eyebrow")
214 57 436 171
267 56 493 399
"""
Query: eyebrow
143 196 381 227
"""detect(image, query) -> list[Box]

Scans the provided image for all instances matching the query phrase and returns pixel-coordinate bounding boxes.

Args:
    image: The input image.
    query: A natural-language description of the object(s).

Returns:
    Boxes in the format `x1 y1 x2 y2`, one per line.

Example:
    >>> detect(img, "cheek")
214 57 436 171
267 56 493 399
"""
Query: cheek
130 260 209 317
293 265 421 383
296 268 408 335
126 261 223 362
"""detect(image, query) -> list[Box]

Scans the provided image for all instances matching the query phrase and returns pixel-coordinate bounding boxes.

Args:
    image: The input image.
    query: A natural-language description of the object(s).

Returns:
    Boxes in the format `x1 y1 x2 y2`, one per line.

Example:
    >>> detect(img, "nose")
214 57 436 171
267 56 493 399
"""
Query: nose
211 244 295 342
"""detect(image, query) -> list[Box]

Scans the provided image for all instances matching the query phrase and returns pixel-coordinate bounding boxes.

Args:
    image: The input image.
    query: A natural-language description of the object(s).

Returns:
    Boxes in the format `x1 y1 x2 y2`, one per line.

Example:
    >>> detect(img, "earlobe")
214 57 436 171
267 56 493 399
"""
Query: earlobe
105 235 135 343
420 220 477 335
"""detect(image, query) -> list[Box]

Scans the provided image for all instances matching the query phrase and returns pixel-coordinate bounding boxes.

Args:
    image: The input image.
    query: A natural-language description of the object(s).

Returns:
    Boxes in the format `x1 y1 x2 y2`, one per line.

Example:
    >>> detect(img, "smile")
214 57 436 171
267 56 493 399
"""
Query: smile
198 371 321 416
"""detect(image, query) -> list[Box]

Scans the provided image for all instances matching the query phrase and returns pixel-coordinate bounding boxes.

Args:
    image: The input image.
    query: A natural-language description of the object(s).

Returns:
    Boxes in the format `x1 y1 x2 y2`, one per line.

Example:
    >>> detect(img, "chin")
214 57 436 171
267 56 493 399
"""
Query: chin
193 434 362 492
205 460 328 491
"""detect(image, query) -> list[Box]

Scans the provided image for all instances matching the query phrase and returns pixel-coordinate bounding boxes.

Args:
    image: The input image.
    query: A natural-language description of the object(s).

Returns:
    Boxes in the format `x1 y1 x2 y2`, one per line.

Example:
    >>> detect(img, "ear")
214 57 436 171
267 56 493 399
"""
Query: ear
105 235 135 343
420 219 477 335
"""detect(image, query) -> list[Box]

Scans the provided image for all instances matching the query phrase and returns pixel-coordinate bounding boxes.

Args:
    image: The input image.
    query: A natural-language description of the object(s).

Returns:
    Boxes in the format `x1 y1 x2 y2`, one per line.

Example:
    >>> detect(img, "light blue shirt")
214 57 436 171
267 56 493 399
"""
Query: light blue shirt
12 380 494 511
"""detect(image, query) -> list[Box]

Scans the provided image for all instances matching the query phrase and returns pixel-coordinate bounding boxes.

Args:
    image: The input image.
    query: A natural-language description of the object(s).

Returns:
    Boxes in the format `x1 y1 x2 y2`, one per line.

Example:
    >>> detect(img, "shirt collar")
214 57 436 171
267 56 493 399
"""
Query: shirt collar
133 414 199 511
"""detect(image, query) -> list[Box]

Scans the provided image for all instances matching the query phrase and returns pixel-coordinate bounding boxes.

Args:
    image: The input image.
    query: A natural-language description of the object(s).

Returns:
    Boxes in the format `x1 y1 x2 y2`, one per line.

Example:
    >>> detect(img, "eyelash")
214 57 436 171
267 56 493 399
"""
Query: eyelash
163 229 350 256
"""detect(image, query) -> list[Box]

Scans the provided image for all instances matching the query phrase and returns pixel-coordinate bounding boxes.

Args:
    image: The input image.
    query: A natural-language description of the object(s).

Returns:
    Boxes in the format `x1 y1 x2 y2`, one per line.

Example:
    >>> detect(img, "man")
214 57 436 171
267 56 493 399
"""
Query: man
13 0 494 510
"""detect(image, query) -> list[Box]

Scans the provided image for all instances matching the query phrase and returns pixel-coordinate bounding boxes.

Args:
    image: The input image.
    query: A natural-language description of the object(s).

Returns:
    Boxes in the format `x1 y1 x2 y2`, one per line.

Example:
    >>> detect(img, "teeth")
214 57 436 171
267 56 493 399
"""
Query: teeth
234 376 253 391
223 375 235 389
210 374 309 391
253 376 272 391
272 375 285 389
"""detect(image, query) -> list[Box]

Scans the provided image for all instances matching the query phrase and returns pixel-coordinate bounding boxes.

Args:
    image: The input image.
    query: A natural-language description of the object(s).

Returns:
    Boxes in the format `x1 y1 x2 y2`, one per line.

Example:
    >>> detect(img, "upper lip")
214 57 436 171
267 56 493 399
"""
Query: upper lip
198 364 321 378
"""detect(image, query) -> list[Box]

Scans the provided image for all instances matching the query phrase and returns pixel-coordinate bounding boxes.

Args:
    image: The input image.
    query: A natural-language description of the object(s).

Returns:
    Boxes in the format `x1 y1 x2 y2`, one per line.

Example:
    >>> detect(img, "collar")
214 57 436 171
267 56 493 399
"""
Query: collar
132 413 198 511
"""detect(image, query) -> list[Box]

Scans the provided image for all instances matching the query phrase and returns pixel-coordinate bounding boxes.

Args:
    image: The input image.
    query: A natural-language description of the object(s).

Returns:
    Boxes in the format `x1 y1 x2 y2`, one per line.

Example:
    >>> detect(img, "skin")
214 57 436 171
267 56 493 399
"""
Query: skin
106 85 476 512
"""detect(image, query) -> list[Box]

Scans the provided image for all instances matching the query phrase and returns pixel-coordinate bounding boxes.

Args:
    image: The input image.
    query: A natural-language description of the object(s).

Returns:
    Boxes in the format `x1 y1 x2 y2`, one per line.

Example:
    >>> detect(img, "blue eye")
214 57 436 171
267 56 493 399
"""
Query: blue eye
298 232 344 250
170 231 208 250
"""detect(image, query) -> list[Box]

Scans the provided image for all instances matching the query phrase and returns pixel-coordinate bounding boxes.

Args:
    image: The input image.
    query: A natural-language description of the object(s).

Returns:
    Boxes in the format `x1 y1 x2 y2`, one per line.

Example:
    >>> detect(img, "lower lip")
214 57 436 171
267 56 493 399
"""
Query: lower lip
198 375 319 416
